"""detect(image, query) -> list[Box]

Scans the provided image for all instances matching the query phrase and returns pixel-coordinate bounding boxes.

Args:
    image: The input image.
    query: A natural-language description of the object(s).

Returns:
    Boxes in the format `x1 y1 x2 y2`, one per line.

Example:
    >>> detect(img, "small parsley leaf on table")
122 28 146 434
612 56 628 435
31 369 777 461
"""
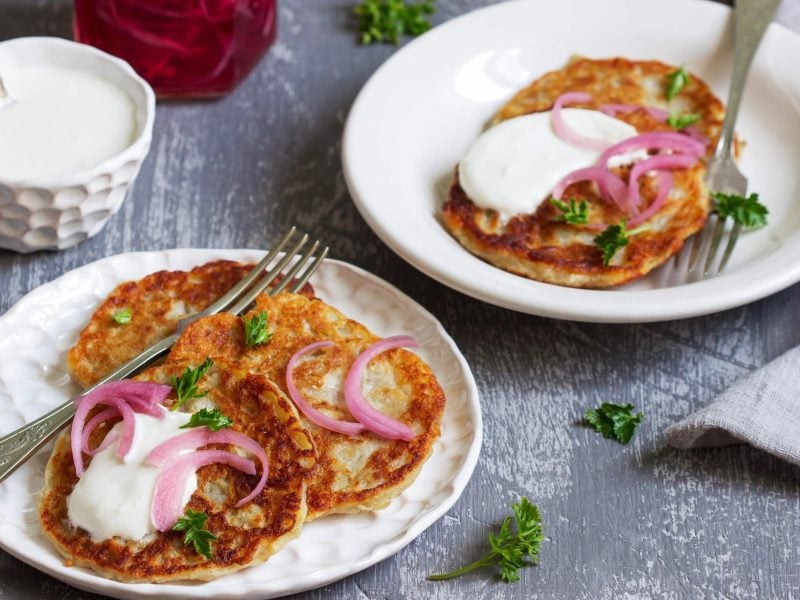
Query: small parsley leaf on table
428 497 543 583
550 197 589 225
584 402 643 444
171 357 214 411
354 0 435 45
712 192 768 228
665 66 691 100
173 509 217 560
242 311 272 346
180 408 233 432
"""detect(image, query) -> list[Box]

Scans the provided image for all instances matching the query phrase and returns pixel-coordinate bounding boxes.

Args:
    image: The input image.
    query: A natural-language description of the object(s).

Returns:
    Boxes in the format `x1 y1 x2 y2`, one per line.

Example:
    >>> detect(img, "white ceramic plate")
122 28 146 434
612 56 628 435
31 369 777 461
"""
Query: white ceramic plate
343 0 800 323
0 249 482 599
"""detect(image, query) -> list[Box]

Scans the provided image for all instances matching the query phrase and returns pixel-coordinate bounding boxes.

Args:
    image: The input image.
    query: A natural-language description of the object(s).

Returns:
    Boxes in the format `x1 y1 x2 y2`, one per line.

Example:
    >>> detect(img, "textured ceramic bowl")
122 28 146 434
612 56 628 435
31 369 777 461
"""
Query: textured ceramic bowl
0 37 155 253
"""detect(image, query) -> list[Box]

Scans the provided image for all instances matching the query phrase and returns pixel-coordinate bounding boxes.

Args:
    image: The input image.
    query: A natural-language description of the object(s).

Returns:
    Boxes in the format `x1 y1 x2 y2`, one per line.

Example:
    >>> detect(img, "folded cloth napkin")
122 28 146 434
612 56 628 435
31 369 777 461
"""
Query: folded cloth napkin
665 347 800 464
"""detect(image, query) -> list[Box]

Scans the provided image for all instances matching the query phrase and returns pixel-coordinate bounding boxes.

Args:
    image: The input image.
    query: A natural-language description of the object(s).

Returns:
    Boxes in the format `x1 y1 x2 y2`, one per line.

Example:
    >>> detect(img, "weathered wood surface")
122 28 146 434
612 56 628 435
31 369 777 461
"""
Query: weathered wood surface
2 1 800 598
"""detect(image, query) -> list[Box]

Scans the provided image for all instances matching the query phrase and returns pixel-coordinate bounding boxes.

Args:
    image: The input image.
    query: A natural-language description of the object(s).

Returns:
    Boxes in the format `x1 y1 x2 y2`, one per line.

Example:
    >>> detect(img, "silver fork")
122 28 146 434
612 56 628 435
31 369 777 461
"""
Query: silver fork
0 227 329 483
687 0 780 276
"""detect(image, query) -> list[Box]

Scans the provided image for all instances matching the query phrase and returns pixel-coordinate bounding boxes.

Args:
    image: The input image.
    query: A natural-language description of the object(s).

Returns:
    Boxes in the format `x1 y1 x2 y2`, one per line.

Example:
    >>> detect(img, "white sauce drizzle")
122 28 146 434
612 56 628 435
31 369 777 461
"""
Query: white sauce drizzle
67 410 196 542
0 65 136 181
458 109 645 219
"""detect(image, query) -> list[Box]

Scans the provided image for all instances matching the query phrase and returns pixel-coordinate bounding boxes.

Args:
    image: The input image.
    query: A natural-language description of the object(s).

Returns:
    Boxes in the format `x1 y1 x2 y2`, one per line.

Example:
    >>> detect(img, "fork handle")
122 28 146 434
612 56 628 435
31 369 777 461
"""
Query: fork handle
0 333 178 483
717 0 781 157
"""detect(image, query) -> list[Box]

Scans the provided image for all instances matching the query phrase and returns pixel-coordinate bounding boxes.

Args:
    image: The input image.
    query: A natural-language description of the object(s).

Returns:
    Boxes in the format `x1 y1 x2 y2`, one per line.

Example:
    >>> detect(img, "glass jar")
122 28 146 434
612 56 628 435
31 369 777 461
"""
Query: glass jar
73 0 277 98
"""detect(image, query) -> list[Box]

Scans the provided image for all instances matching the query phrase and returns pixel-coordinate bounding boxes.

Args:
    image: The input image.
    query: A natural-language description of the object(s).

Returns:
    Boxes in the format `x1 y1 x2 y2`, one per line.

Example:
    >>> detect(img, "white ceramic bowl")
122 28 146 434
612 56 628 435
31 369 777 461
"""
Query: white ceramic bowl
0 37 155 253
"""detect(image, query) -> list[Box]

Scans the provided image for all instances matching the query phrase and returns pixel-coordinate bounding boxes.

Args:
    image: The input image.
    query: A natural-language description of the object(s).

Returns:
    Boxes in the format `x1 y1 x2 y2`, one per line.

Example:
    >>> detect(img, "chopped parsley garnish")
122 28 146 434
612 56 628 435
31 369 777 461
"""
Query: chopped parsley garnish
112 308 132 325
180 408 233 432
173 510 217 560
354 0 435 45
712 192 768 228
666 111 700 130
594 221 649 266
242 311 272 346
170 357 213 411
665 66 691 101
584 402 643 444
550 197 589 225
428 497 543 583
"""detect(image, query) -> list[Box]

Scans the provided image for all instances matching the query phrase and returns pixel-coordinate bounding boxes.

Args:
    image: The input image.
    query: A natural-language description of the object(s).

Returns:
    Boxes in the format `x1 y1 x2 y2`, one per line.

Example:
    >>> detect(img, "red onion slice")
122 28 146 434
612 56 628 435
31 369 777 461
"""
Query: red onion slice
627 154 697 211
551 92 612 151
147 428 269 508
81 407 119 456
73 381 172 408
343 336 418 441
598 132 705 168
628 171 674 227
552 165 631 214
71 396 138 476
151 450 256 531
286 342 365 436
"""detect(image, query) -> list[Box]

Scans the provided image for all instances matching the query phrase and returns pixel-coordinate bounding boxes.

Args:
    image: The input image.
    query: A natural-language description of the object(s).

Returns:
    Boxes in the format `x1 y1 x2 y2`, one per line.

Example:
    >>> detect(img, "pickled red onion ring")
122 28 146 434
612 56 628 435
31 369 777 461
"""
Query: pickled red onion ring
286 342 365 436
628 171 674 227
551 92 612 151
552 166 631 214
627 154 697 211
151 450 256 531
147 427 269 507
71 381 171 476
343 336 418 441
81 407 119 456
598 132 705 167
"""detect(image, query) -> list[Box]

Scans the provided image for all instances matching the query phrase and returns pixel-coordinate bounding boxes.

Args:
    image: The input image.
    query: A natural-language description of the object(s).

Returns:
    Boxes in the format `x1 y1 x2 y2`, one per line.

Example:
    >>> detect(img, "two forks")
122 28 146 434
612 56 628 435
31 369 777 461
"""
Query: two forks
686 0 780 277
0 227 328 483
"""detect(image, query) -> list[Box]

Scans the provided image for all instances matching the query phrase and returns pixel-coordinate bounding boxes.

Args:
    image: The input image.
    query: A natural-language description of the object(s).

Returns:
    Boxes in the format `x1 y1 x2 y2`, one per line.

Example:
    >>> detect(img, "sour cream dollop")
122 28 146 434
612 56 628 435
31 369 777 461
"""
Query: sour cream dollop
458 109 643 218
0 64 136 181
67 410 196 541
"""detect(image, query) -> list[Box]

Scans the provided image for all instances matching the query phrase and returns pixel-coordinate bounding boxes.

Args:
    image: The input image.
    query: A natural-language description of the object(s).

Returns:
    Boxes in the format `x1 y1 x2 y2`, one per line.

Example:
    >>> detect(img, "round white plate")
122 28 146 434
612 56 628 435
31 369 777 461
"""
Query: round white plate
0 249 482 599
343 0 800 323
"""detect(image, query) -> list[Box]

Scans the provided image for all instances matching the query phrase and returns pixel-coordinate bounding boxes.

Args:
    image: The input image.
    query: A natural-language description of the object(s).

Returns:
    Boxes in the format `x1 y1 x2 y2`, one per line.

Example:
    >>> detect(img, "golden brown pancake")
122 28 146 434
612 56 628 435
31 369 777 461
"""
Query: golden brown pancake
67 260 314 388
38 362 316 583
442 57 726 288
166 293 446 520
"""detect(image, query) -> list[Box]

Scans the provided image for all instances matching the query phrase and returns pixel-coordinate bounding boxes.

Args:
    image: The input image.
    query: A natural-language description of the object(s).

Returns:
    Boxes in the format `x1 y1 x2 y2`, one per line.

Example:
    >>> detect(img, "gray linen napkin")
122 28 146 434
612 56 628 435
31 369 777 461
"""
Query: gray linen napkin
665 346 800 464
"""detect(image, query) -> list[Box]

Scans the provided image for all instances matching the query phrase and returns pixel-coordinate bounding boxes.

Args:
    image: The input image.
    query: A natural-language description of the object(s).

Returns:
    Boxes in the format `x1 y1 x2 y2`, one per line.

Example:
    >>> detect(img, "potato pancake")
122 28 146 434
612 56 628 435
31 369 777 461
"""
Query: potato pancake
442 57 726 288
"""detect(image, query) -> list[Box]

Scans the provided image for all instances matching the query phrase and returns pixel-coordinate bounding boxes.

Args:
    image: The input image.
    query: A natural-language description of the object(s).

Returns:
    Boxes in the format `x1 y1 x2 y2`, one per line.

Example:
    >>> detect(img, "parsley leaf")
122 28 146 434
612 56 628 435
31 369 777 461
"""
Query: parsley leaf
665 66 691 101
173 509 217 560
428 497 544 583
170 357 213 411
180 408 233 432
666 111 700 130
712 192 768 228
354 0 435 45
594 221 629 266
112 308 132 325
550 197 589 225
584 402 644 444
242 311 272 346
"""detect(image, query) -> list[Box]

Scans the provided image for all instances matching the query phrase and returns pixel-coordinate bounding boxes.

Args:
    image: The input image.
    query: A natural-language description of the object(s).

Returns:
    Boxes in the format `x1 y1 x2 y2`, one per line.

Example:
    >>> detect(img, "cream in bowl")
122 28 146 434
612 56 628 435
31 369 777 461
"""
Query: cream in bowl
0 37 155 253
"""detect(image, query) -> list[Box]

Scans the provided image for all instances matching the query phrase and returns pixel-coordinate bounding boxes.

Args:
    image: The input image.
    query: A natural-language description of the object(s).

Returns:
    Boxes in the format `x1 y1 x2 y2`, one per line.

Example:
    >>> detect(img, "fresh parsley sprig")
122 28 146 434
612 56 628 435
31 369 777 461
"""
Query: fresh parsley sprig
584 402 643 444
180 408 233 432
354 0 435 45
550 197 589 225
243 311 272 346
112 308 132 325
428 498 544 583
173 509 217 560
593 220 649 266
171 357 214 411
667 111 700 130
665 66 691 101
712 192 768 228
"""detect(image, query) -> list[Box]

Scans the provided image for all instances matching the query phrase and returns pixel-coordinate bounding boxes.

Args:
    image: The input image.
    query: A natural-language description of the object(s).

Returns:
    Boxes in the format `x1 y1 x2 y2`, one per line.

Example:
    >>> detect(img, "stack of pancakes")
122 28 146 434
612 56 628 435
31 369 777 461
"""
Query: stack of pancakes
39 260 445 582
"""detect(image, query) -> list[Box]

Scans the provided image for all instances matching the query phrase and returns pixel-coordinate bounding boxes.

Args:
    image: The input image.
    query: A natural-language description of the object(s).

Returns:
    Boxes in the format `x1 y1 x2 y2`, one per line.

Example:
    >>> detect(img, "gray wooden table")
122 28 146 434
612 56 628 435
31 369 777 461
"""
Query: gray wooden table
2 1 800 598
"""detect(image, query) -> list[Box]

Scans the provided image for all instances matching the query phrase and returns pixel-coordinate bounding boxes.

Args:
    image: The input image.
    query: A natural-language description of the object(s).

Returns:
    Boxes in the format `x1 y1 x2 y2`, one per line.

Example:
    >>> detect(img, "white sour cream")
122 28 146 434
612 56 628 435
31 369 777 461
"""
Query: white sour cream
67 410 197 542
458 109 643 218
0 64 136 181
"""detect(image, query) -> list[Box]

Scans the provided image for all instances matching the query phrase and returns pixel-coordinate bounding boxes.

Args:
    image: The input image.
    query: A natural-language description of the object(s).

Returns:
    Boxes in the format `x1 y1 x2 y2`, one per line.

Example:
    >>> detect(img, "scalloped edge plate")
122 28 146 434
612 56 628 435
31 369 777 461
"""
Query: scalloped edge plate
0 249 482 599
